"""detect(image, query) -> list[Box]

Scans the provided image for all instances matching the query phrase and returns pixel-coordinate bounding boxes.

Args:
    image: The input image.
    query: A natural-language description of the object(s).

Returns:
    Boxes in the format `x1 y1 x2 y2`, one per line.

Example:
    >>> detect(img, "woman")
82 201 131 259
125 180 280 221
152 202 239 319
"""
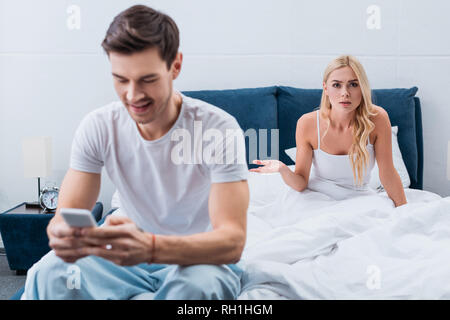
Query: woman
251 55 407 207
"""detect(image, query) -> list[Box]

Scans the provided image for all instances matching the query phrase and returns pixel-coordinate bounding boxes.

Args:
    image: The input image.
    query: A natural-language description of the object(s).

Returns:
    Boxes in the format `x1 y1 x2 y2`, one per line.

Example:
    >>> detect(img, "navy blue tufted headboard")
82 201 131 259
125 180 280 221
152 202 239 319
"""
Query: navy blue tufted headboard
183 86 423 190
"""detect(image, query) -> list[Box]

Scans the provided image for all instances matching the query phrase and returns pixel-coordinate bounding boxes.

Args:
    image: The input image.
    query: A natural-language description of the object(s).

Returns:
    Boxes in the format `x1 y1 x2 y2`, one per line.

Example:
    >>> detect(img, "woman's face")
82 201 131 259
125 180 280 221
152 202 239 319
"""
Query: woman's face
323 66 362 113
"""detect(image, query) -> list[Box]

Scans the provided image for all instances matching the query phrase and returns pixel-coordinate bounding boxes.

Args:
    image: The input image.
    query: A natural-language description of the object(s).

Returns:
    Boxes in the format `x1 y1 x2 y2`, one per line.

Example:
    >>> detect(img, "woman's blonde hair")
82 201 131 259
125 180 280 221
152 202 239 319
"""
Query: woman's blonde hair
319 55 377 186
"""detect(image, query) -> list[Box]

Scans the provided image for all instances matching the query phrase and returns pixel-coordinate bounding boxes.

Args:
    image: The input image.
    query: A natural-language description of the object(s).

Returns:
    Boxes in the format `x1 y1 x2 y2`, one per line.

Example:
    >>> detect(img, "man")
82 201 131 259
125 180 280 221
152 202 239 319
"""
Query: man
23 5 249 300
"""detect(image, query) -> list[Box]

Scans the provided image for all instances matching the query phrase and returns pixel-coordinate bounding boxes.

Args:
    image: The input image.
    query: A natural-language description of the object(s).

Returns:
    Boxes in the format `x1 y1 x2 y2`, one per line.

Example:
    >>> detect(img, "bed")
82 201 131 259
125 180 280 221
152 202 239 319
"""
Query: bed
184 86 450 300
15 85 447 300
237 170 448 299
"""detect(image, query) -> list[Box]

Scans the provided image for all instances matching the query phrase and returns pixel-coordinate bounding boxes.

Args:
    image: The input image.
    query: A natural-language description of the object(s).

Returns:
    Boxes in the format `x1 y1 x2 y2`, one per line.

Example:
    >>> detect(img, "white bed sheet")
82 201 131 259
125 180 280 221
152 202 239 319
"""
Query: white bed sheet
237 186 450 300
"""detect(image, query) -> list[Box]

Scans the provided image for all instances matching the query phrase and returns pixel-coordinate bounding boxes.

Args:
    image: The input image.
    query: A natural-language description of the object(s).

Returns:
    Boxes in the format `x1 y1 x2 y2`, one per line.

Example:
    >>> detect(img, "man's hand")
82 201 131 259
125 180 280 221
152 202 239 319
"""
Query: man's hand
48 168 102 263
78 216 154 266
47 220 90 263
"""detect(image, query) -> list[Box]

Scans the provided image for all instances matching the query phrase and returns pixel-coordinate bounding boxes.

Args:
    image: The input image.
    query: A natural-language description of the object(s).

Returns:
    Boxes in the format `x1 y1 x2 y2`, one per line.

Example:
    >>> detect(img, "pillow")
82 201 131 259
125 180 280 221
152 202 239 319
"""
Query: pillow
371 87 419 187
285 147 297 163
369 126 410 190
284 126 410 190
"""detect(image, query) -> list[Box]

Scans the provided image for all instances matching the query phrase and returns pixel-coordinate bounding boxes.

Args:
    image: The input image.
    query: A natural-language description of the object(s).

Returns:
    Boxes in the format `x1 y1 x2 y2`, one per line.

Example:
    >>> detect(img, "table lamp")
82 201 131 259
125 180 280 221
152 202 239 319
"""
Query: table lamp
22 136 52 208
447 140 450 181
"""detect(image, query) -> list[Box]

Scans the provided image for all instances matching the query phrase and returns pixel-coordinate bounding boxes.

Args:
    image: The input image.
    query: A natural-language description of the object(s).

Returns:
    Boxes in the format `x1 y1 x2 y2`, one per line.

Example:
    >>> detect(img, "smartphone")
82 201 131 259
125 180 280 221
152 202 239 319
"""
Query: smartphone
60 208 97 228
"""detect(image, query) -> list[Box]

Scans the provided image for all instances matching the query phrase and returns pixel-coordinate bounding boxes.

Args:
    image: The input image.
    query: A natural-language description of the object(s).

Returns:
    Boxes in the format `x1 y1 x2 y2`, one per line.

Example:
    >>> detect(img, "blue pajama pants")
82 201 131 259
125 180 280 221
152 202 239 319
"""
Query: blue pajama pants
23 251 243 300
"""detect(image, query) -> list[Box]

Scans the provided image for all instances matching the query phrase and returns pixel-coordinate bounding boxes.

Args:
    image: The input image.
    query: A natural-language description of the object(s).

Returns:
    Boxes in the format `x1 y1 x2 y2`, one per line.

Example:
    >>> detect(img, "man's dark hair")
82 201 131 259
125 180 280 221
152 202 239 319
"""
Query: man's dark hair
101 5 179 69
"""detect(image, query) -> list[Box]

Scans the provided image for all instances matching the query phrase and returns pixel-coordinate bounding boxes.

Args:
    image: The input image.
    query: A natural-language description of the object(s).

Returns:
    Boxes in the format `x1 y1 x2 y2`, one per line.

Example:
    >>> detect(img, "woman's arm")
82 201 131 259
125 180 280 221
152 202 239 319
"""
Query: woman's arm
373 107 407 207
250 114 313 192
250 160 307 192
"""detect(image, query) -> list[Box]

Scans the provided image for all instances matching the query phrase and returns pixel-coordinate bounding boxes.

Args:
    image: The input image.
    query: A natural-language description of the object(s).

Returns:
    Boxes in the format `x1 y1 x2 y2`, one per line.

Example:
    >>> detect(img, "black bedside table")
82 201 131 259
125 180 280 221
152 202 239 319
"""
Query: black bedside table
0 202 103 275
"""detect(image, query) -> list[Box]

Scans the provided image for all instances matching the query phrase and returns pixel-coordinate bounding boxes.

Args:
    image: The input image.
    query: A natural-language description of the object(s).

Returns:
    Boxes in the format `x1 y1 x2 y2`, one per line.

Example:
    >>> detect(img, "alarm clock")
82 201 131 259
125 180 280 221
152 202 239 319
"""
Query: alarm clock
39 186 59 212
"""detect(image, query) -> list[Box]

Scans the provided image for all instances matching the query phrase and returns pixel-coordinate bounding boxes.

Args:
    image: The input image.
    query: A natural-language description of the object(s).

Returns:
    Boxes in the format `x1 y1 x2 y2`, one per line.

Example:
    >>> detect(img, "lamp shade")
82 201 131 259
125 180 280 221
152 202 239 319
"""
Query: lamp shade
22 136 52 178
447 140 450 181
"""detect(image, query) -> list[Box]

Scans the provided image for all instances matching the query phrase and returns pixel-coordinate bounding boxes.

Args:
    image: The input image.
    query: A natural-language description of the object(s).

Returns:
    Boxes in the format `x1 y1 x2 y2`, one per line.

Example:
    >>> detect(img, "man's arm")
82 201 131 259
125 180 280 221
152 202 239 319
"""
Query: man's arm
80 180 249 266
50 168 101 225
47 168 101 262
152 180 249 265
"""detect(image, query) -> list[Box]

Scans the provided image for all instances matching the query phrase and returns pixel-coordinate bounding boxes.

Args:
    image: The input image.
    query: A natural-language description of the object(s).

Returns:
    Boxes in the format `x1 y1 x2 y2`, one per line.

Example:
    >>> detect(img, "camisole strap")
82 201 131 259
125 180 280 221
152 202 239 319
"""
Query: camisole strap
316 111 320 150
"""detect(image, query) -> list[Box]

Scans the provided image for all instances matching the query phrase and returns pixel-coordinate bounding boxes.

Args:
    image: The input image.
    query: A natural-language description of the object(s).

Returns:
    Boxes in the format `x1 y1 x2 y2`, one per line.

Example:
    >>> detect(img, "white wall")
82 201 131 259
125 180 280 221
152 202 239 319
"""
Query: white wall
1 0 449 220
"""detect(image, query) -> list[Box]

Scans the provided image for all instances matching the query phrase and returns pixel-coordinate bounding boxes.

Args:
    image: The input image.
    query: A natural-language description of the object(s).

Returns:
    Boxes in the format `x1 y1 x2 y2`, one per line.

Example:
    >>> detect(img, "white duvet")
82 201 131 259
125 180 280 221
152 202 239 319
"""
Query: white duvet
237 172 450 300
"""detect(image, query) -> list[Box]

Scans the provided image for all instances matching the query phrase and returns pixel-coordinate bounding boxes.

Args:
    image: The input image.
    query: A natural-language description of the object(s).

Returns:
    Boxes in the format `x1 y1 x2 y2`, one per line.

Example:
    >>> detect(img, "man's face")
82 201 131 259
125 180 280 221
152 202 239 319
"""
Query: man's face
109 47 181 125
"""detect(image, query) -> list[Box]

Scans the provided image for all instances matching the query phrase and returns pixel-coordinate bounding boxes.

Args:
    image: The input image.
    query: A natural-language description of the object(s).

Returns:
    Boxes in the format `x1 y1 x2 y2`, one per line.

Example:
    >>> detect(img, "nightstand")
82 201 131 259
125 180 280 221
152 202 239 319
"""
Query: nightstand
0 202 103 275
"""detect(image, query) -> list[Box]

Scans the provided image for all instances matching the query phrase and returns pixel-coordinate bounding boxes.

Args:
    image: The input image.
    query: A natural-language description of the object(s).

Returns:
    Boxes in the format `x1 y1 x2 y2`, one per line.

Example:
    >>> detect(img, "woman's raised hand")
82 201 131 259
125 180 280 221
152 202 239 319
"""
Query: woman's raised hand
249 159 286 173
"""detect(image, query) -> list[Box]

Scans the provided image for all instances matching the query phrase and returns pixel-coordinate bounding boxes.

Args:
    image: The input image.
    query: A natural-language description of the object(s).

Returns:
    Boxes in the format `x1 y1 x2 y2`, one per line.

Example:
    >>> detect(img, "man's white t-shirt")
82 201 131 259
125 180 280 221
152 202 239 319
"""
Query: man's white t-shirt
70 93 248 235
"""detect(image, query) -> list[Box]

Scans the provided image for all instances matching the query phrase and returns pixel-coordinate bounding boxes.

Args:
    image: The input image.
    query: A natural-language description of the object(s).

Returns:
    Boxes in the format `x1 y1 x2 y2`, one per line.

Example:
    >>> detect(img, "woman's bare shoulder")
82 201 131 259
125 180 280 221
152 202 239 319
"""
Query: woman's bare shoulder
296 111 317 144
297 111 317 125
370 105 390 127
371 105 388 117
370 105 391 141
